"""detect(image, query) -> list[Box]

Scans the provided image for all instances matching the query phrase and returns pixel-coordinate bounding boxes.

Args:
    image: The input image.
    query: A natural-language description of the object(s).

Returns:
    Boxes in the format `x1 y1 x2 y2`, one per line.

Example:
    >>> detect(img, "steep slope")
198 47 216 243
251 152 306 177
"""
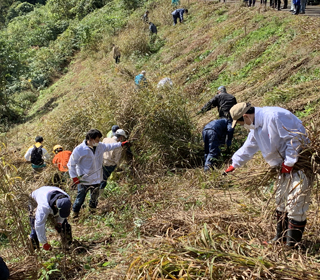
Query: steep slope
2 0 320 279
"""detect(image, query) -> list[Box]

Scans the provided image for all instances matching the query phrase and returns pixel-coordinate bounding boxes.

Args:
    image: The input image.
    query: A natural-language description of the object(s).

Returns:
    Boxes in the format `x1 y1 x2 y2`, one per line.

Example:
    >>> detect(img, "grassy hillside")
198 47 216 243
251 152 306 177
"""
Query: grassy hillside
2 0 320 279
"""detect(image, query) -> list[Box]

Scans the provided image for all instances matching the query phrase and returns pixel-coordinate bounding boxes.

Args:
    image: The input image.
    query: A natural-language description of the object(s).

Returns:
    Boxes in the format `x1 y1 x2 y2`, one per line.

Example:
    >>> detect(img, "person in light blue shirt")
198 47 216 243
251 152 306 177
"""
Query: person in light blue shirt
134 71 148 88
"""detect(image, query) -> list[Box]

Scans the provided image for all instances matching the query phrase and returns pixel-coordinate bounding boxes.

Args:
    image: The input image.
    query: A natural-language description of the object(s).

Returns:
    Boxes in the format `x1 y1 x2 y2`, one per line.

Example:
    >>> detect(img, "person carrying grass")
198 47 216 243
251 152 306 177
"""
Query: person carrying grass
224 102 312 249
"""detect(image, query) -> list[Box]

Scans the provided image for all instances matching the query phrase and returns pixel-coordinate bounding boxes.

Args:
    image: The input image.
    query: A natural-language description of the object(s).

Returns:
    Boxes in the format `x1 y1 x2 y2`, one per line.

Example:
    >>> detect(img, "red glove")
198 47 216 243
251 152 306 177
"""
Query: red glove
281 163 293 174
223 165 235 175
72 177 80 184
43 243 52 251
121 140 130 147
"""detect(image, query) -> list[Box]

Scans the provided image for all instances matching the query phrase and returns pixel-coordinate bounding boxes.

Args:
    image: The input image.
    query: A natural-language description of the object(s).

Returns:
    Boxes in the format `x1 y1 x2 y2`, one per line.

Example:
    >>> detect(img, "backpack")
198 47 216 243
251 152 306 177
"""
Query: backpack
30 145 44 165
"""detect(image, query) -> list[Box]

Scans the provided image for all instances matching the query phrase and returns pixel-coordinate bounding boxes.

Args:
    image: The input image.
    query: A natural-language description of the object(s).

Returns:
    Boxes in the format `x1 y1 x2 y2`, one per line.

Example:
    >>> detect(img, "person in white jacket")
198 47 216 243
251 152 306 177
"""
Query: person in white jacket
29 186 72 251
224 102 312 248
68 129 129 218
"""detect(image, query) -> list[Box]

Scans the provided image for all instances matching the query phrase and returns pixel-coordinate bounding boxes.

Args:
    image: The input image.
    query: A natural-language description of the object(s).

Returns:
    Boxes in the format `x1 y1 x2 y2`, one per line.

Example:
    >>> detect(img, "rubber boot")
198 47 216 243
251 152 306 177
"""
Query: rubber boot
282 0 288 8
268 211 288 244
286 219 306 248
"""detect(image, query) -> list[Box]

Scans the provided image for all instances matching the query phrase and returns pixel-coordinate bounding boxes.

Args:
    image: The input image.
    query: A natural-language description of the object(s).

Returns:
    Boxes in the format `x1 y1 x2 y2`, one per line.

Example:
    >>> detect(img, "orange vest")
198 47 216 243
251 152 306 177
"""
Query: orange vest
52 150 72 172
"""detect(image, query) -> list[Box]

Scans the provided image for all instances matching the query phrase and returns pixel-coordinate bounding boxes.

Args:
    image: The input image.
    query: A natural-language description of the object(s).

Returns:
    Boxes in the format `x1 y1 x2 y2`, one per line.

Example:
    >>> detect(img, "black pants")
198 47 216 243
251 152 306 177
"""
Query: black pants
115 56 120 64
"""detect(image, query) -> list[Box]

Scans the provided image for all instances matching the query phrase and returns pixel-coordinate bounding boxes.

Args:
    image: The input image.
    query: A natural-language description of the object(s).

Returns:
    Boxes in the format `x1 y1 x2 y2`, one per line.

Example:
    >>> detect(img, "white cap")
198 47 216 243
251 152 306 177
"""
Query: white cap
115 129 127 138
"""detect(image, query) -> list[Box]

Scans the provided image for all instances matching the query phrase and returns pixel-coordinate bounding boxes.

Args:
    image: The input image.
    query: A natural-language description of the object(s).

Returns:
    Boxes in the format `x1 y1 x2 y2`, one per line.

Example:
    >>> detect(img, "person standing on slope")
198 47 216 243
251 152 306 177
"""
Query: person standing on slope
68 129 129 218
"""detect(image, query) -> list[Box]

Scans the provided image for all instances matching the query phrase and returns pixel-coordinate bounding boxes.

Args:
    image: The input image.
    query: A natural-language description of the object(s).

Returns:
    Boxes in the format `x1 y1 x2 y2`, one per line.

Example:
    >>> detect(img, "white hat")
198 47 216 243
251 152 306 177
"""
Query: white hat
115 129 127 138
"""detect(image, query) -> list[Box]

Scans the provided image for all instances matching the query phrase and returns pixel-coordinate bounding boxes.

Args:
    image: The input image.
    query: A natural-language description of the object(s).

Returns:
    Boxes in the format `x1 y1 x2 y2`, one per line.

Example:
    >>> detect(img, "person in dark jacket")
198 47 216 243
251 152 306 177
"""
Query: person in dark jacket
0 257 9 280
171 8 188 25
198 86 237 119
149 22 157 35
202 119 234 171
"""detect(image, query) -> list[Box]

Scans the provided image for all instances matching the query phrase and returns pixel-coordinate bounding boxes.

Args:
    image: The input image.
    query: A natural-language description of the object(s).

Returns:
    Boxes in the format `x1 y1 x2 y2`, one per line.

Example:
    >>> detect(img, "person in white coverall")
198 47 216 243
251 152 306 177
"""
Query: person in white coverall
68 129 129 218
29 186 72 251
224 102 312 248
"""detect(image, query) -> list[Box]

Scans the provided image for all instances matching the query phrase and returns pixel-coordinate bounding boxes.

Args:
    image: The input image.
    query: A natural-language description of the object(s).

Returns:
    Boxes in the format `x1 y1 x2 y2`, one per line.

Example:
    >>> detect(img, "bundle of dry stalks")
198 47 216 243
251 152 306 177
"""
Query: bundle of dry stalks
226 123 320 193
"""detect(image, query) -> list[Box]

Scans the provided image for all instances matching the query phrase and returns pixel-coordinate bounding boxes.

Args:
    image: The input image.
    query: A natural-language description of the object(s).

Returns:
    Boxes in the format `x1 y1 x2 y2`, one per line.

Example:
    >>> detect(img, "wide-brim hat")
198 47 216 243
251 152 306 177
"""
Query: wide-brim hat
230 102 252 128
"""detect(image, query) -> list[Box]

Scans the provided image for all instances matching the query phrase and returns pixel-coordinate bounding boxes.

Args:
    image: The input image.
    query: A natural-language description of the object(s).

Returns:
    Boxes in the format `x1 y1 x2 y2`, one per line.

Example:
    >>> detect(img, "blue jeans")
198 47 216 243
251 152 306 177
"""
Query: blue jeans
202 129 224 169
72 184 100 213
100 165 117 189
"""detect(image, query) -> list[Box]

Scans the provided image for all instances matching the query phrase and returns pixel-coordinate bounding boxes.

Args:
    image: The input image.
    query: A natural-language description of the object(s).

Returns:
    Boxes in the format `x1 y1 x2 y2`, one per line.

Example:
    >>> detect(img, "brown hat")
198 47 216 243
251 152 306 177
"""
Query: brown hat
230 102 252 128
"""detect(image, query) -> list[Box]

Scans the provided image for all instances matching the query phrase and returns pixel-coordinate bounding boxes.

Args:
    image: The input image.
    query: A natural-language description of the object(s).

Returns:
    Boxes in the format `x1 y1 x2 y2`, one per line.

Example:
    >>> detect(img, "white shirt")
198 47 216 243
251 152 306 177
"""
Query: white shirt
31 186 69 244
232 107 306 168
67 140 121 185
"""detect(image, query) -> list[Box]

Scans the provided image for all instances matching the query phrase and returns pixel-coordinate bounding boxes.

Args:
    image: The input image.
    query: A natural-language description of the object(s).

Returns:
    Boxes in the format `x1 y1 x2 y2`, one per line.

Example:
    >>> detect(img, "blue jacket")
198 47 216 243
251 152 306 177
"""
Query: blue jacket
203 119 234 147
171 9 186 22
135 74 147 86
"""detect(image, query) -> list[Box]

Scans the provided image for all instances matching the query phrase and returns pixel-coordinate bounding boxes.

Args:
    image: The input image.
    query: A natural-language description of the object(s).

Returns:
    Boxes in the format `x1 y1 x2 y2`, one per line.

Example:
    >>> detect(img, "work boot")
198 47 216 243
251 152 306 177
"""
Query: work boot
286 219 306 248
268 211 288 244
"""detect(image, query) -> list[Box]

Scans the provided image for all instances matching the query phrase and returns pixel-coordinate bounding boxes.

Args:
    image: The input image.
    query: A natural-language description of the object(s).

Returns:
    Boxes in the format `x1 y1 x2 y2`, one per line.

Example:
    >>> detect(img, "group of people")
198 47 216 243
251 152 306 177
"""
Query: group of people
24 126 130 251
198 85 312 248
246 0 305 14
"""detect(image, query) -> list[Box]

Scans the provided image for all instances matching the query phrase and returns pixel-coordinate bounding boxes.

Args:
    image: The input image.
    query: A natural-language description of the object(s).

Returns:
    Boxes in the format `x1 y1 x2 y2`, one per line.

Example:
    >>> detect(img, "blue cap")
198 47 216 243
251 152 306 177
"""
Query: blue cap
111 125 120 133
218 86 225 91
56 197 71 218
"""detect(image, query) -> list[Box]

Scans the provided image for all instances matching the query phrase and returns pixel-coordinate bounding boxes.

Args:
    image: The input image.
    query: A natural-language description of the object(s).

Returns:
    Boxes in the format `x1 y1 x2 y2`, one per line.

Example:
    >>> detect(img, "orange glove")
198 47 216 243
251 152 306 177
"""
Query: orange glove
223 165 235 175
43 243 52 251
72 177 80 184
121 140 130 147
281 163 293 174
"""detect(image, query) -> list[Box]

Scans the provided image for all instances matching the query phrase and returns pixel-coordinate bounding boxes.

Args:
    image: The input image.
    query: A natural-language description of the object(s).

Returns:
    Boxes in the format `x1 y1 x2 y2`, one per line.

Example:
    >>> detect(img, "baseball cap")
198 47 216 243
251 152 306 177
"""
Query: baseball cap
56 197 71 218
230 102 252 128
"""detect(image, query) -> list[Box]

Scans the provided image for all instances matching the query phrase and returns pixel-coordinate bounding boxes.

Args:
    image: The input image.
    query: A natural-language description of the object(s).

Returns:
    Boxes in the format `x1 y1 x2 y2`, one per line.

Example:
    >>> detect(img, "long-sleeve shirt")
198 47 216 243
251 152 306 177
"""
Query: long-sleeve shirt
171 9 186 22
52 150 72 172
231 107 306 168
102 137 122 166
201 92 237 118
32 186 69 244
67 140 121 185
24 142 50 161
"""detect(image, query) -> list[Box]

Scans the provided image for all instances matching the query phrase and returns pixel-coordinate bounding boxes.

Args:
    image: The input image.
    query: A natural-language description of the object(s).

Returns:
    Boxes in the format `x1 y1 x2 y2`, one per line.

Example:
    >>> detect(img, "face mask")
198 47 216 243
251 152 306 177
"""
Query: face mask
244 123 255 130
92 142 99 147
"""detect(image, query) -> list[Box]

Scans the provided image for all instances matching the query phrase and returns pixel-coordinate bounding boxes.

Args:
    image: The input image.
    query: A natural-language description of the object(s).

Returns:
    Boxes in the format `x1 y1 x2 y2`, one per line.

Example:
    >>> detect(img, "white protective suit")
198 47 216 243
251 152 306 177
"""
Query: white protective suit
67 141 121 185
31 186 69 244
231 106 311 221
232 107 306 168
